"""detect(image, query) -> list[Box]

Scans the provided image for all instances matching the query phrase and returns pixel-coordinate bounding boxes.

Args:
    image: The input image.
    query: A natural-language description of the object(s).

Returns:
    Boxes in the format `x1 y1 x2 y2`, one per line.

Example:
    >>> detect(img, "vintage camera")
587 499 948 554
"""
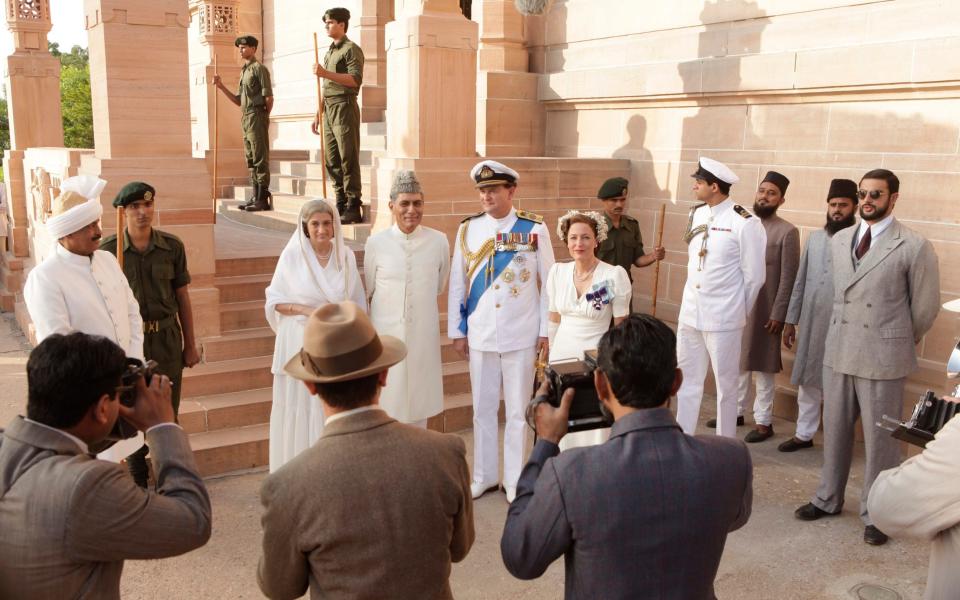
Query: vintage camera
880 340 960 448
540 350 612 433
96 358 158 450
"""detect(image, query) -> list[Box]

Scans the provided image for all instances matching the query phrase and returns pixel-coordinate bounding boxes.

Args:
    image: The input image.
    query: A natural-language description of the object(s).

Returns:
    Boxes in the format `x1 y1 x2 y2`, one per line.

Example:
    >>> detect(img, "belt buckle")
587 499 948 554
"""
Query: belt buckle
145 320 159 334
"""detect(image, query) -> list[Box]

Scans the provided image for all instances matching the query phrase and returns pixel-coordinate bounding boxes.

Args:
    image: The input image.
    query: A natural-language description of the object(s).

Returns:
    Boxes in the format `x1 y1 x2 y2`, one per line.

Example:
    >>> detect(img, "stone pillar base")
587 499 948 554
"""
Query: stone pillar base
477 70 544 156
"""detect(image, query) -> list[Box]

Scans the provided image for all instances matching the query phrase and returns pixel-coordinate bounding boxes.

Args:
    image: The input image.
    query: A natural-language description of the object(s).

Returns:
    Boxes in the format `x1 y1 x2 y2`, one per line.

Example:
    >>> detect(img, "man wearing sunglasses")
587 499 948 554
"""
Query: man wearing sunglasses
795 169 941 546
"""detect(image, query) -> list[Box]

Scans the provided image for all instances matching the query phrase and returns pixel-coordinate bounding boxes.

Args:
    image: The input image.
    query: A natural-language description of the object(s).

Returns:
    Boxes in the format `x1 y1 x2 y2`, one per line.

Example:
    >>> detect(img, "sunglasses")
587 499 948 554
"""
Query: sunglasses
857 189 887 200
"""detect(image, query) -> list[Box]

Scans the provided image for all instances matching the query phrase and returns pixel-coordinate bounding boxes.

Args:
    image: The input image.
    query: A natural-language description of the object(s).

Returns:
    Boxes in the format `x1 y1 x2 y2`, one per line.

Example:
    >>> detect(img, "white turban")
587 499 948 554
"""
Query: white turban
45 175 107 239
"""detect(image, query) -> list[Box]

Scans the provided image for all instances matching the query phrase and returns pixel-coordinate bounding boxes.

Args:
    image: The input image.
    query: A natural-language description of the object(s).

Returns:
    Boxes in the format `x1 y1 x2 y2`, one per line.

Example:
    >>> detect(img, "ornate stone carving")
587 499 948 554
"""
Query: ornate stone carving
197 3 237 36
28 167 56 224
8 0 49 22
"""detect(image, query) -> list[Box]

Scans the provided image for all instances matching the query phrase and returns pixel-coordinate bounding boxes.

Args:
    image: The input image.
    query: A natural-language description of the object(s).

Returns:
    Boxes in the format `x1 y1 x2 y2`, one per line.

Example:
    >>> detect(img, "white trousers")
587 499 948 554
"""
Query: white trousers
737 371 776 426
410 419 428 429
794 385 822 442
676 323 743 438
469 346 535 488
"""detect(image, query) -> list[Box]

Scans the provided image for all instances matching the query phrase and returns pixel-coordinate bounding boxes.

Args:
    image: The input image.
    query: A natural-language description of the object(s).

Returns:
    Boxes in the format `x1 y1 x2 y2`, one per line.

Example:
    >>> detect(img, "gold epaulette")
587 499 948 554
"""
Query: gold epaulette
515 209 543 224
460 211 484 224
733 204 753 219
682 202 707 244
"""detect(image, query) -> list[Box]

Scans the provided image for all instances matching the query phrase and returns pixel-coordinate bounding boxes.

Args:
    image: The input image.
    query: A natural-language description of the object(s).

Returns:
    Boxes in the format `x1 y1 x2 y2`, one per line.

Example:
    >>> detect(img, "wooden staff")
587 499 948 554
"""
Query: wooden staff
650 203 666 317
212 54 219 214
313 32 329 197
115 206 125 271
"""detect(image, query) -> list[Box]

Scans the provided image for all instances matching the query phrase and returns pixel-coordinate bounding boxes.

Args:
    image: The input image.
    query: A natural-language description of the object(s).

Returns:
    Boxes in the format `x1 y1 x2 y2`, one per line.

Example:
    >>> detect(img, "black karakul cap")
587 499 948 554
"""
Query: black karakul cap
827 178 858 202
324 7 351 22
762 171 790 195
235 35 258 48
597 177 629 200
113 182 156 208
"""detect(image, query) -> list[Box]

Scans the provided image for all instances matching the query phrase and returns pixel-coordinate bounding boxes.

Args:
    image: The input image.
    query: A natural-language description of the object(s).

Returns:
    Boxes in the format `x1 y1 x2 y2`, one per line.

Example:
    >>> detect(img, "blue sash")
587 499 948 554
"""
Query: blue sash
459 218 536 335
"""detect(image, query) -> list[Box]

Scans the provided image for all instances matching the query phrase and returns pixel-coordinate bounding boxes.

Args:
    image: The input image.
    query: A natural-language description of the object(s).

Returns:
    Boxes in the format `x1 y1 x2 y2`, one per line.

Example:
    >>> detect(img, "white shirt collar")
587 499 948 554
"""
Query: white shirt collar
390 223 421 239
55 242 94 266
24 417 89 454
486 207 517 229
323 405 380 426
857 214 894 243
709 197 733 217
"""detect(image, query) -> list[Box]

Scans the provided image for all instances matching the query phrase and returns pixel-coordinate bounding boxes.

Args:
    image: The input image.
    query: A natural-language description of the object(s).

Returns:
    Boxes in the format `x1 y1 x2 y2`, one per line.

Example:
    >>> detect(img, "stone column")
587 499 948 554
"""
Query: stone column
84 0 220 337
476 0 543 156
189 0 246 197
354 0 392 122
3 0 64 258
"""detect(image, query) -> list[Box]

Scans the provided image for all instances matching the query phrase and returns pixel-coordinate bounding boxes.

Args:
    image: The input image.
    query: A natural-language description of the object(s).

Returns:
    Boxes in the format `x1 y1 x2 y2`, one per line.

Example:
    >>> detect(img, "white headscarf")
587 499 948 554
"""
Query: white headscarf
264 198 355 332
45 175 107 239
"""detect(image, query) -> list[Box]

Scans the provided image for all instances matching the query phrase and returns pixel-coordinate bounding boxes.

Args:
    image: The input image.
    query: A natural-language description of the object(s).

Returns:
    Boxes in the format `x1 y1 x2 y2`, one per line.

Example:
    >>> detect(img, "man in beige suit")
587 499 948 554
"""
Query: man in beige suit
0 332 212 600
257 301 475 600
795 169 940 546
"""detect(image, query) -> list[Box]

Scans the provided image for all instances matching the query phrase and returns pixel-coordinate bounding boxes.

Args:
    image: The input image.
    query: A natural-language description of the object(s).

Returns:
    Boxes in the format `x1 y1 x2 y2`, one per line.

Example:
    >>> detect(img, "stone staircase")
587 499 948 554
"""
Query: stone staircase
217 121 387 244
180 241 477 477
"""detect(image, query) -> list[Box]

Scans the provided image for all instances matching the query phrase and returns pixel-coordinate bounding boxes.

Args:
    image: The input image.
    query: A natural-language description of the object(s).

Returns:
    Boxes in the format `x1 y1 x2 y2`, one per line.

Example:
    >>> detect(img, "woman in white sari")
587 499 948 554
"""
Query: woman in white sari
264 199 366 471
546 210 632 449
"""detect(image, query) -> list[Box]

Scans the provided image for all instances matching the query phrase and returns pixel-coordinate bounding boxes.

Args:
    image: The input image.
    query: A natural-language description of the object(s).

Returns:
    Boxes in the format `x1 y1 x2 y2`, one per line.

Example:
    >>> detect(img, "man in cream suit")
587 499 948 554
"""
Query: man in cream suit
258 302 474 600
0 332 211 600
795 169 940 546
448 160 555 503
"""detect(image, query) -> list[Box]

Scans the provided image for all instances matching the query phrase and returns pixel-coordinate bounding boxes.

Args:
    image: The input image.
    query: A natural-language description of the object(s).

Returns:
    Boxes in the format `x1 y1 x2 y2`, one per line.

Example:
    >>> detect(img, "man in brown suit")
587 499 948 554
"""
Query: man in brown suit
734 171 800 443
257 301 475 600
0 332 212 600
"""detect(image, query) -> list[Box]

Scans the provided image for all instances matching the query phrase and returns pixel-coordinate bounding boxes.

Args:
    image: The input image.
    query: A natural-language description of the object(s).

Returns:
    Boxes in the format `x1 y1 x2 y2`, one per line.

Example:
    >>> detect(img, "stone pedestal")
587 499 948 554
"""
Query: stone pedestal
476 0 543 156
85 0 220 337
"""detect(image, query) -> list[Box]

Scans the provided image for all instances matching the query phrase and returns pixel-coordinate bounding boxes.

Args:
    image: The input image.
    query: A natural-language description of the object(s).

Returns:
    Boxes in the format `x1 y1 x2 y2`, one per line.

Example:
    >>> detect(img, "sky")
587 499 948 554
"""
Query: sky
1 0 87 59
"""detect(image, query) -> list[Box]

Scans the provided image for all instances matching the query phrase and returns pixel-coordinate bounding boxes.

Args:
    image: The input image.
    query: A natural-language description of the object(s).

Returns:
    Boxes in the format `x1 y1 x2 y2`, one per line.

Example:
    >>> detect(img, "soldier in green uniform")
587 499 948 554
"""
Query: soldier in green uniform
312 7 364 224
101 182 201 487
595 177 665 311
213 35 274 212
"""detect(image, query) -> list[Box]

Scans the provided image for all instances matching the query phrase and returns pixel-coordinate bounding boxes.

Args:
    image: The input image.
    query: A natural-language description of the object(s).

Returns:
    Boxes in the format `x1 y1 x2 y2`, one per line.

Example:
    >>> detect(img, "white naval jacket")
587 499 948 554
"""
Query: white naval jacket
24 244 145 360
679 198 767 332
447 208 555 353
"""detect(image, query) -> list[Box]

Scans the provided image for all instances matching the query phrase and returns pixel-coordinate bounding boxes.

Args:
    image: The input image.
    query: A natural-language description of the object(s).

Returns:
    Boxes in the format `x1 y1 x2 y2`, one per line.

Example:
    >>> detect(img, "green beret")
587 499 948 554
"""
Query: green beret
323 7 351 23
597 177 629 200
235 35 258 48
113 182 156 208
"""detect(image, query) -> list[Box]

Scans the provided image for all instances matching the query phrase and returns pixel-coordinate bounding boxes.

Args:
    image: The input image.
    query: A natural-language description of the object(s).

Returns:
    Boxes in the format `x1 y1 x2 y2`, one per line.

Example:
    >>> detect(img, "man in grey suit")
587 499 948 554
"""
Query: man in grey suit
257 301 474 600
502 314 752 599
795 169 941 546
0 332 212 600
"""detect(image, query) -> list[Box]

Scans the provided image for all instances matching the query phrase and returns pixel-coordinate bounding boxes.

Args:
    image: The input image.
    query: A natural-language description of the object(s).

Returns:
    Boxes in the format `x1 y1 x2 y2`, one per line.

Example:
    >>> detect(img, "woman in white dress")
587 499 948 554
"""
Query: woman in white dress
546 210 632 448
264 199 366 471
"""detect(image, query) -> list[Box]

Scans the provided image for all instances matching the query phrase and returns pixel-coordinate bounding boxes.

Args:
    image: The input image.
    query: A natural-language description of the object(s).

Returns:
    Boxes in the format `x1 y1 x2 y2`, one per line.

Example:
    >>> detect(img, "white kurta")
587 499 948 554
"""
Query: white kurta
364 225 450 423
24 243 145 461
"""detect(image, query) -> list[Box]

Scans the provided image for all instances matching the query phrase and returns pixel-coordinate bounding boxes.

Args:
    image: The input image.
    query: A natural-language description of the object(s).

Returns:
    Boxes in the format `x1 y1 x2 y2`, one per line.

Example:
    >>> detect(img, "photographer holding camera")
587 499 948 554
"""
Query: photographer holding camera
501 314 752 599
0 332 212 599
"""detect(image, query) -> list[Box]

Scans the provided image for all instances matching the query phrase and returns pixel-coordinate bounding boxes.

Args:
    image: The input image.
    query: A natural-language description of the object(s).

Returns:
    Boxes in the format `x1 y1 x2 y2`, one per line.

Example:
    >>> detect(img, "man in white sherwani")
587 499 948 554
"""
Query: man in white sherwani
448 160 554 503
24 175 145 460
779 179 859 452
365 170 450 428
675 158 767 439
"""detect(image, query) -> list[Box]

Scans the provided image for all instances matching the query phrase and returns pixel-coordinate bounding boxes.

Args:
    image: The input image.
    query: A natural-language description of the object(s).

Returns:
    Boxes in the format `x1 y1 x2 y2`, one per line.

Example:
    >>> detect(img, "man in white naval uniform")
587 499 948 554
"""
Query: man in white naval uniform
448 160 555 503
675 158 766 438
24 175 145 461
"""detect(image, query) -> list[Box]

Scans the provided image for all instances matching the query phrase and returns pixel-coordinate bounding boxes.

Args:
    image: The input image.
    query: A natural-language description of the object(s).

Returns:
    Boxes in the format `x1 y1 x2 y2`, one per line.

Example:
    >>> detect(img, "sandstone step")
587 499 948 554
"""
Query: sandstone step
220 299 269 332
215 255 279 278
179 388 272 435
182 355 272 398
201 327 275 362
218 198 372 242
190 423 269 477
214 273 272 304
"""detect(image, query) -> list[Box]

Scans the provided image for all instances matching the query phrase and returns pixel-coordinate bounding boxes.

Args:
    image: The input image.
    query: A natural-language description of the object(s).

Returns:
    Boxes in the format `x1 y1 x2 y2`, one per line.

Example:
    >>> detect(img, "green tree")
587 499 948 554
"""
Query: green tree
50 42 93 149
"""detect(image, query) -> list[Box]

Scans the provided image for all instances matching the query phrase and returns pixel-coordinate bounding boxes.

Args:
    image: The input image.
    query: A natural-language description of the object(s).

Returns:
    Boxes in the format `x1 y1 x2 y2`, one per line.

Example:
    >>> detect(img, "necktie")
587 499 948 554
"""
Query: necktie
855 226 871 260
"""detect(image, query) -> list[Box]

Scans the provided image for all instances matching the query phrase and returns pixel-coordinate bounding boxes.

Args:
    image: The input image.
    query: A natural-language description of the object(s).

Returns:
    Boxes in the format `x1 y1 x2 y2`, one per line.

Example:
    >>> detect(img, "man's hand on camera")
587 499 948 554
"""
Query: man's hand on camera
118 374 175 432
535 382 574 445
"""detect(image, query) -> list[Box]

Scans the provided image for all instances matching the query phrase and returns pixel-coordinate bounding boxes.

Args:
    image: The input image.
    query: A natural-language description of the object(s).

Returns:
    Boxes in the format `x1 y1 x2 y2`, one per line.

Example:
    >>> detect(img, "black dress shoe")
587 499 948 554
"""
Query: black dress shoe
778 437 814 452
864 525 889 546
744 425 774 443
706 415 745 428
794 502 840 521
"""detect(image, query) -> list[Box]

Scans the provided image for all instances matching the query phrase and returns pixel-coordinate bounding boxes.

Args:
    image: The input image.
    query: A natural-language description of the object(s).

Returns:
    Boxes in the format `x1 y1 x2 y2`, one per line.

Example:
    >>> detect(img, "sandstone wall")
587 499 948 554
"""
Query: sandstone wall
530 0 960 396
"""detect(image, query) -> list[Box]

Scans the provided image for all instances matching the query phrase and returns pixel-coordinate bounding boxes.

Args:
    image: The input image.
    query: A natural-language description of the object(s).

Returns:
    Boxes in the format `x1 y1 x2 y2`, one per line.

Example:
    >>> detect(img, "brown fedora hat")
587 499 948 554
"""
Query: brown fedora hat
283 301 406 383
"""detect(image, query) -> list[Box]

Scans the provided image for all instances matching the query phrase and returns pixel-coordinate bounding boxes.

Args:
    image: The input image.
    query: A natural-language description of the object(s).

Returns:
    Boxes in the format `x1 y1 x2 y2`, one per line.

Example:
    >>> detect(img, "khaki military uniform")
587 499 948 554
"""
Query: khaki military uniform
322 36 364 210
597 213 646 282
238 58 273 188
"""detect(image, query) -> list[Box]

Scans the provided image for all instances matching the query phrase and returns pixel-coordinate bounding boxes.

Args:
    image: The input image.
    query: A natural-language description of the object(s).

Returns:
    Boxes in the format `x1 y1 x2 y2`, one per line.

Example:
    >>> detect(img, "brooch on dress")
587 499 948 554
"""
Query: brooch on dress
585 279 615 311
